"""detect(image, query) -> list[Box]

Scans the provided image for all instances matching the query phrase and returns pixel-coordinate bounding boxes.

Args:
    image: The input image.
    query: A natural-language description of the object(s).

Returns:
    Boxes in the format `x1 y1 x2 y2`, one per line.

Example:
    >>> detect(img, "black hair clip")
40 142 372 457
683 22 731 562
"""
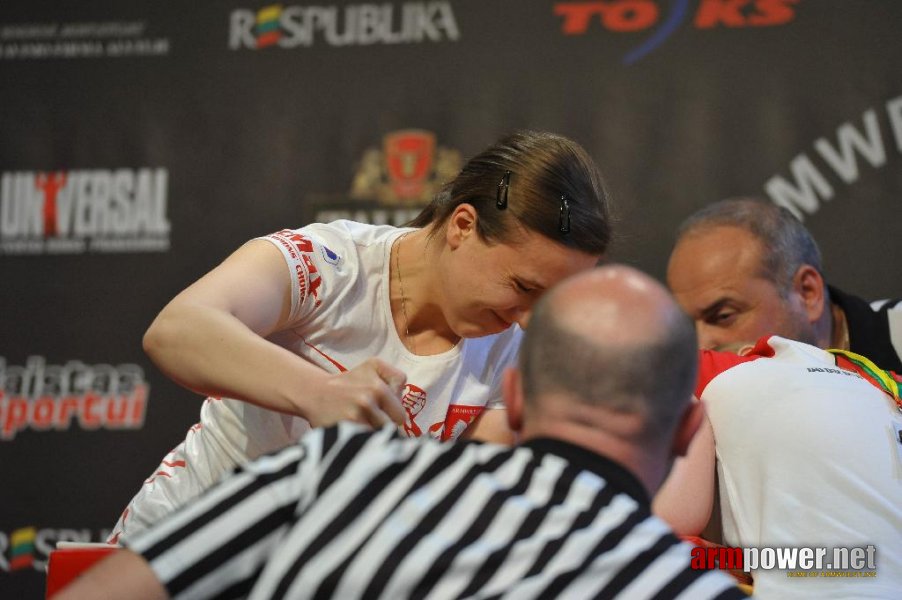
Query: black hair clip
559 195 571 234
496 170 511 209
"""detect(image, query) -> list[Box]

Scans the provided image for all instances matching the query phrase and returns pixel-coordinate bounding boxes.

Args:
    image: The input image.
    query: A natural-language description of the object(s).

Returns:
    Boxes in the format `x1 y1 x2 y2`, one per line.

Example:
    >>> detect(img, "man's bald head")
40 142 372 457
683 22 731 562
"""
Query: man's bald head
519 265 698 440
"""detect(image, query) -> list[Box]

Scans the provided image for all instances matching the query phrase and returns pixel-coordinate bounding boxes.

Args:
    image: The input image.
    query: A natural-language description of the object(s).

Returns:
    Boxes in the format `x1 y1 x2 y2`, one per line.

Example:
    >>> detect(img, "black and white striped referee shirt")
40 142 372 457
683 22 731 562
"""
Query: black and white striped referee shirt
127 423 745 599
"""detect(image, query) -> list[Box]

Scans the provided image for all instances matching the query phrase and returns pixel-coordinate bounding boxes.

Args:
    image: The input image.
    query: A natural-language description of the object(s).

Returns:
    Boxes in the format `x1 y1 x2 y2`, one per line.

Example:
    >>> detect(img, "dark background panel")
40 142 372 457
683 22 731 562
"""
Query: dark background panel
1 1 900 597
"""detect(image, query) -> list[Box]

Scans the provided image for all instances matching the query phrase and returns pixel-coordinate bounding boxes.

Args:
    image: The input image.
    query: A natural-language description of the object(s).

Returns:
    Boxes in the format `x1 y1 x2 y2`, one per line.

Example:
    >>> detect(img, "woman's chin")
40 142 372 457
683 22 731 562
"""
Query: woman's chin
455 318 511 339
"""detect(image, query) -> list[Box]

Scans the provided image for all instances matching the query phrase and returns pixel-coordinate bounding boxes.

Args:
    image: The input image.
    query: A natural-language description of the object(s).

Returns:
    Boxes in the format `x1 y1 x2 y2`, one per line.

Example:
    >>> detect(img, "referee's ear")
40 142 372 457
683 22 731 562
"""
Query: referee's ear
502 367 524 434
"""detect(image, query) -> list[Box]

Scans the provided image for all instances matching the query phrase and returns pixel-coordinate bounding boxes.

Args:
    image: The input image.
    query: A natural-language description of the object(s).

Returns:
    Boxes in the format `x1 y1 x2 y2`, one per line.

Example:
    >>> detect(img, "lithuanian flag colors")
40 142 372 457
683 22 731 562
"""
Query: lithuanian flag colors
256 4 283 48
10 526 37 571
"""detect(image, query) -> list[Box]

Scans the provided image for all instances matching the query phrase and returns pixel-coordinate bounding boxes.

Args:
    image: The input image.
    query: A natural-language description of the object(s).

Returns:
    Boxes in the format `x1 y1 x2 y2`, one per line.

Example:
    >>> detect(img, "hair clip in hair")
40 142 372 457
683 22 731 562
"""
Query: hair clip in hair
496 170 511 210
559 195 571 234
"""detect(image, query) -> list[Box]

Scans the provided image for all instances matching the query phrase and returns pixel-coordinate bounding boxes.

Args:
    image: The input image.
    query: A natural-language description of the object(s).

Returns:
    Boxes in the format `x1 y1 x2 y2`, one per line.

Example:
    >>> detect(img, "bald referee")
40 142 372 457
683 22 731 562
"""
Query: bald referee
58 265 745 599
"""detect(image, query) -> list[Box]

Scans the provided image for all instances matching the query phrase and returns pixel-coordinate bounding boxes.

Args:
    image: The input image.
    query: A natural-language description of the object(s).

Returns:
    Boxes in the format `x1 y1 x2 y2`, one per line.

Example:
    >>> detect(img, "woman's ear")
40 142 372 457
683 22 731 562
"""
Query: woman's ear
445 203 478 250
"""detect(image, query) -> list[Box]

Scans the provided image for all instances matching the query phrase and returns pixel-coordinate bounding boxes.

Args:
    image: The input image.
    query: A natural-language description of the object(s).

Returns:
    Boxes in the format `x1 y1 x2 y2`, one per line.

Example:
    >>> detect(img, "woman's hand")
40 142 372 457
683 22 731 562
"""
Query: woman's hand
302 358 407 429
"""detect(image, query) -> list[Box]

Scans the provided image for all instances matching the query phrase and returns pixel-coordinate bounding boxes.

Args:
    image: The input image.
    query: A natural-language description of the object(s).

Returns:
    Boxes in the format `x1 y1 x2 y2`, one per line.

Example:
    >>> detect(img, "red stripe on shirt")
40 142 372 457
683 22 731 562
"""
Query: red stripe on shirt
303 340 348 372
695 336 774 398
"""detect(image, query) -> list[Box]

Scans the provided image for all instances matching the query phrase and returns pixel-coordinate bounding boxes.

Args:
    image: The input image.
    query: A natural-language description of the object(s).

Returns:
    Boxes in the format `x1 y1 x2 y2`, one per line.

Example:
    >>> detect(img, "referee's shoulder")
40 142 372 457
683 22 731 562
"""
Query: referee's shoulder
319 423 517 462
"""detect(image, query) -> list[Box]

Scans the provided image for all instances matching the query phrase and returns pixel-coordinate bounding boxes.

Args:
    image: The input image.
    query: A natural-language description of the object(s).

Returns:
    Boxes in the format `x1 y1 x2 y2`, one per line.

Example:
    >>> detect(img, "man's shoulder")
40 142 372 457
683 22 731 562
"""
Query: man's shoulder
316 422 513 466
829 284 902 372
696 336 840 397
829 284 902 314
695 338 771 397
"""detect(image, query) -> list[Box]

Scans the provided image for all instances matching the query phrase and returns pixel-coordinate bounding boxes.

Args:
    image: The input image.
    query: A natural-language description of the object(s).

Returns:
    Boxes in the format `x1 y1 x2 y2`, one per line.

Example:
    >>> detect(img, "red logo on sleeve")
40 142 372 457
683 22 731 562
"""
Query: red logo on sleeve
429 405 484 442
270 230 323 308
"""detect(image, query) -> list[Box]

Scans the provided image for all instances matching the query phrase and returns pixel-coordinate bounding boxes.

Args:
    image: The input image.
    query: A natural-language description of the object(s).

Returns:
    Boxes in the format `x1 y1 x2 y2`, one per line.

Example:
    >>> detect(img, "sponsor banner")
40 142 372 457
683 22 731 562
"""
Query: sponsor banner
0 526 112 573
306 129 462 226
764 95 902 219
0 356 149 441
0 20 169 60
228 1 460 50
553 0 799 64
0 168 170 255
691 544 878 576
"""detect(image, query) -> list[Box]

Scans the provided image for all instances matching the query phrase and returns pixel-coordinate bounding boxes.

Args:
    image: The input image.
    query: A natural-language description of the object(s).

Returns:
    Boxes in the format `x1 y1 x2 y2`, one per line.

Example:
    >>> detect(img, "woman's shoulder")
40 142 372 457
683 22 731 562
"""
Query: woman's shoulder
252 221 387 318
260 220 398 259
313 220 413 269
304 219 404 246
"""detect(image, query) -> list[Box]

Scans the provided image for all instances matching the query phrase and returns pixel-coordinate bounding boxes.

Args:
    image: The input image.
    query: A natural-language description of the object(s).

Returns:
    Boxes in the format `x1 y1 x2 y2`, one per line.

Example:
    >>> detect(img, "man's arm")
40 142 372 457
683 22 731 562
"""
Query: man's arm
53 549 168 600
652 412 716 536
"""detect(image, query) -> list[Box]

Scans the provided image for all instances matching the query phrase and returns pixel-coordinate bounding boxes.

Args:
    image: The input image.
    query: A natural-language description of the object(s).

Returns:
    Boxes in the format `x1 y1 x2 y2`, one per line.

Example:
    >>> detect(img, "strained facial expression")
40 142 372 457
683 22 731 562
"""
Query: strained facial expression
441 227 600 338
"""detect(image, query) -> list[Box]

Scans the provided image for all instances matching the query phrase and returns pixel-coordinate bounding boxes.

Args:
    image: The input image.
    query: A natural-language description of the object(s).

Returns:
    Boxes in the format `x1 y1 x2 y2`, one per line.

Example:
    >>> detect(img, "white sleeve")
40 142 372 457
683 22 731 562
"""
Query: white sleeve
257 227 345 324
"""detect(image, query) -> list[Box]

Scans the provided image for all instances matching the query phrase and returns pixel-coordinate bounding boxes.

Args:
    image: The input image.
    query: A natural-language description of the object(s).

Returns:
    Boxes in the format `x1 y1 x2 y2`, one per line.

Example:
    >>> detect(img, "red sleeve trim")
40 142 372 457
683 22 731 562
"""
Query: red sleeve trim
695 336 774 398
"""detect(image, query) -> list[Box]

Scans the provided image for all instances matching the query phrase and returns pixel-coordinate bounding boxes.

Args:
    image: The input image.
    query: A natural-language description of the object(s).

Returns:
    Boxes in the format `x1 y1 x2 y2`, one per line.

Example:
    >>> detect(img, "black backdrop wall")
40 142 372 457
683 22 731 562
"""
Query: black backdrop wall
2 1 899 596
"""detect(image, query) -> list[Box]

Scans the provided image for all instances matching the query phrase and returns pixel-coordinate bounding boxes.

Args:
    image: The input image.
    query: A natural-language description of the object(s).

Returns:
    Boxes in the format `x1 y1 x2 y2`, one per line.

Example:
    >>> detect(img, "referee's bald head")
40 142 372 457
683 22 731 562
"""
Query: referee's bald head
519 264 698 441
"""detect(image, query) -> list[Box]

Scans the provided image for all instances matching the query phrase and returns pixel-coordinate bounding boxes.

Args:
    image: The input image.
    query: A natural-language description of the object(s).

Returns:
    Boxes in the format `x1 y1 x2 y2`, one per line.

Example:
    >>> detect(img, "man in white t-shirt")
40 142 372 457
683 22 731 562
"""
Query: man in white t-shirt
656 335 902 598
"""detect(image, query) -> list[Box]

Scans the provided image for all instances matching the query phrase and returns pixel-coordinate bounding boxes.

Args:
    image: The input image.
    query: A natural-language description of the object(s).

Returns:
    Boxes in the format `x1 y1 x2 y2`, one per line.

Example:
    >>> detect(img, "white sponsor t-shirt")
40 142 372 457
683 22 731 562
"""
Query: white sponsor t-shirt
697 336 902 598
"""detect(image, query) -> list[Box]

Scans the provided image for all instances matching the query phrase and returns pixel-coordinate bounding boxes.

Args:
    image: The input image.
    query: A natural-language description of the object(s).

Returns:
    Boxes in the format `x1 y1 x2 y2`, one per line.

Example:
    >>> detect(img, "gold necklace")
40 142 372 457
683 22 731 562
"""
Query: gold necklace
395 232 416 354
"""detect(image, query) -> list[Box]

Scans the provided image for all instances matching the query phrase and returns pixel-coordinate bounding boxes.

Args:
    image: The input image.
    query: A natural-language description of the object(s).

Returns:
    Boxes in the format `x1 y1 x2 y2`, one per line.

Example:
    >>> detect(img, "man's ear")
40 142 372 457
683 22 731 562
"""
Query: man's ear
502 367 524 434
671 397 705 458
445 203 478 250
792 264 827 324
